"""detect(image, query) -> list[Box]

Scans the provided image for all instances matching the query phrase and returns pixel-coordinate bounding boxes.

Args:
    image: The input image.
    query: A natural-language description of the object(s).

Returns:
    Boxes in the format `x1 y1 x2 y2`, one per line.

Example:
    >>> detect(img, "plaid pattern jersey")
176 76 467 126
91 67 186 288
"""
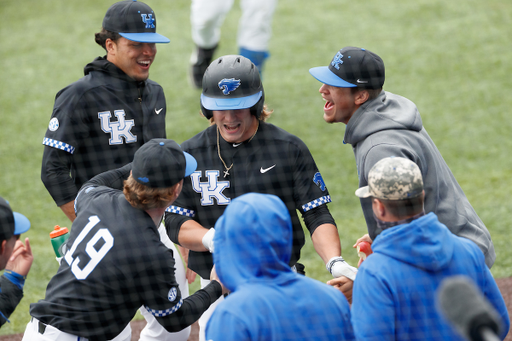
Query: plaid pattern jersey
165 122 335 279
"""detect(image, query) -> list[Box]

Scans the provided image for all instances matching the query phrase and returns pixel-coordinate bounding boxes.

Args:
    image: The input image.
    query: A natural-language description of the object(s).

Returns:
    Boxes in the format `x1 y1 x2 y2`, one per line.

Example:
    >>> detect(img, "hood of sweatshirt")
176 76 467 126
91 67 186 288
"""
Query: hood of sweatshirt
371 213 454 271
213 193 294 292
344 91 423 146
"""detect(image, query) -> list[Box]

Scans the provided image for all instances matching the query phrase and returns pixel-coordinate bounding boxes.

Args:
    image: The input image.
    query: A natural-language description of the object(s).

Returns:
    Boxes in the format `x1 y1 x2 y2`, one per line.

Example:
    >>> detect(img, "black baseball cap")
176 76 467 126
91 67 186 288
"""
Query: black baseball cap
132 139 197 188
309 47 385 89
0 197 30 241
102 0 170 43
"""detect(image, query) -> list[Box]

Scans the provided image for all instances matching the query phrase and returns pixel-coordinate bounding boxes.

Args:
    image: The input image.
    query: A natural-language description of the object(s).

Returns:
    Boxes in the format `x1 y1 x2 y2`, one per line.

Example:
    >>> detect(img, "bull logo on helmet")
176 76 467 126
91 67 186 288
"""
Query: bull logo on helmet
218 78 241 95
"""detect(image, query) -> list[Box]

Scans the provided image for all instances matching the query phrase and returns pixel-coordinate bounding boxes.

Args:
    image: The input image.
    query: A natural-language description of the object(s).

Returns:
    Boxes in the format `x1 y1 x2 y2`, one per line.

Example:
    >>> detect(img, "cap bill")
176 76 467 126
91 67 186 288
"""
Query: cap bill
183 152 198 177
120 32 170 44
201 91 262 110
13 212 30 235
309 66 356 88
355 186 372 198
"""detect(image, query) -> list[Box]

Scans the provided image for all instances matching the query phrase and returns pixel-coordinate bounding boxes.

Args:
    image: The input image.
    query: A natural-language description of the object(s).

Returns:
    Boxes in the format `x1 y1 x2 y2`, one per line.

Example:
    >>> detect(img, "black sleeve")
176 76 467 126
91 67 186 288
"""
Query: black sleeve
83 163 132 190
164 213 192 245
302 204 336 235
155 280 222 332
41 145 78 207
0 275 24 326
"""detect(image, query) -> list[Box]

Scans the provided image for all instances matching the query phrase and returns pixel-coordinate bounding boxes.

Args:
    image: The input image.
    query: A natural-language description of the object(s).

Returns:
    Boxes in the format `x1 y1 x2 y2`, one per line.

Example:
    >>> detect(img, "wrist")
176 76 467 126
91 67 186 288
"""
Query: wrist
202 228 215 253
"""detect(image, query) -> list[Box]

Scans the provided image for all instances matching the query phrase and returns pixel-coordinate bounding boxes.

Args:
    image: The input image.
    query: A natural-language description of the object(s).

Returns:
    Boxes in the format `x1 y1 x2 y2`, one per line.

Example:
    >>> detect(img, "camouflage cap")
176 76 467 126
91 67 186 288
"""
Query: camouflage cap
355 157 423 200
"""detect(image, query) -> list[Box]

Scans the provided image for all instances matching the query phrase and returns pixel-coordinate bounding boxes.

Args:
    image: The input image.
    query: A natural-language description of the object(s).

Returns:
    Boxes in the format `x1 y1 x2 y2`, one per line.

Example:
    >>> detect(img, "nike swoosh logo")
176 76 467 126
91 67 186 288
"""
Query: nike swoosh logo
155 108 163 115
233 143 242 147
356 79 368 84
260 165 276 173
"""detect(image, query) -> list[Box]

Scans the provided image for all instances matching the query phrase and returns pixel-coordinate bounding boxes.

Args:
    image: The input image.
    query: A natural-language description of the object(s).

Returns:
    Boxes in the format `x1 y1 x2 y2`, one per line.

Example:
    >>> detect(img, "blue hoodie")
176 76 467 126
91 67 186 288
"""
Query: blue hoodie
352 213 509 340
206 193 354 341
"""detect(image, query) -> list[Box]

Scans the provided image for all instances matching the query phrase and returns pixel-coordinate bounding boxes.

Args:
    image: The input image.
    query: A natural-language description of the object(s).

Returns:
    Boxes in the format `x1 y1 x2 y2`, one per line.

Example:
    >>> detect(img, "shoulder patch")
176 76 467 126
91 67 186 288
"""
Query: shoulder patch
168 287 178 302
49 117 59 131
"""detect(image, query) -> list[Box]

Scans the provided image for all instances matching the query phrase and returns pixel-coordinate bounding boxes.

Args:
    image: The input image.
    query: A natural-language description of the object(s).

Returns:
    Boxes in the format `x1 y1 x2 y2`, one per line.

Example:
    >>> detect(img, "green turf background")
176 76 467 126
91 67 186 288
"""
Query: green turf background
1 0 511 335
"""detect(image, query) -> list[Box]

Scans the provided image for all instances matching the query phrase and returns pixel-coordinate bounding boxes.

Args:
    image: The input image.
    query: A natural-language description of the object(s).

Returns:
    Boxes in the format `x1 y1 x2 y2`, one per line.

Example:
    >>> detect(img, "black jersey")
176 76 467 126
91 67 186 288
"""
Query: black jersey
165 122 335 279
41 56 166 206
30 167 221 340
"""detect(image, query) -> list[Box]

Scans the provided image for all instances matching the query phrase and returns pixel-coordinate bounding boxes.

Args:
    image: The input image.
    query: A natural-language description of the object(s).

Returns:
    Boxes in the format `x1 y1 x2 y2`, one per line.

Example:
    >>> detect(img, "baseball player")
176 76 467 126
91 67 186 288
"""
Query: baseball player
189 0 277 88
39 2 196 339
23 139 228 341
41 0 169 223
165 55 356 340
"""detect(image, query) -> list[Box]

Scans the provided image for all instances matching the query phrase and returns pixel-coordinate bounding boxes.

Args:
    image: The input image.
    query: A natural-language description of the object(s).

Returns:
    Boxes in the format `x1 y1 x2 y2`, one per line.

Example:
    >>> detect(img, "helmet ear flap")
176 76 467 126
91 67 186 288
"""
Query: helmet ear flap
201 103 213 120
250 92 265 118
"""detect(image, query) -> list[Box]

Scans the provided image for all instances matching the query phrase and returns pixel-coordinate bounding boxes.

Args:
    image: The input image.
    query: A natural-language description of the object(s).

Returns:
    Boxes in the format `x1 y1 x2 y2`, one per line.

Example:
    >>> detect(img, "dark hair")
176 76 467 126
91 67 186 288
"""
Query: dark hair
378 195 424 219
351 87 382 101
94 28 122 51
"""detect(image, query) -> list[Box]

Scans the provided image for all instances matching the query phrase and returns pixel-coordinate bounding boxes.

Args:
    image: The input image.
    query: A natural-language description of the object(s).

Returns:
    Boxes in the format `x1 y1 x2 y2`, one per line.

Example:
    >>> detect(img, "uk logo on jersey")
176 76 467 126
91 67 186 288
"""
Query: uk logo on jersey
98 110 137 145
331 52 344 70
313 172 327 191
141 14 155 29
191 170 231 206
168 287 177 302
218 78 241 95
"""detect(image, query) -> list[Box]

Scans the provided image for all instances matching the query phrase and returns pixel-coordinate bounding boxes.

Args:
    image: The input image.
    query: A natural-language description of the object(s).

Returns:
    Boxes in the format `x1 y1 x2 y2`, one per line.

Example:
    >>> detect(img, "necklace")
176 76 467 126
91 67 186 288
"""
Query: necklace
217 123 259 178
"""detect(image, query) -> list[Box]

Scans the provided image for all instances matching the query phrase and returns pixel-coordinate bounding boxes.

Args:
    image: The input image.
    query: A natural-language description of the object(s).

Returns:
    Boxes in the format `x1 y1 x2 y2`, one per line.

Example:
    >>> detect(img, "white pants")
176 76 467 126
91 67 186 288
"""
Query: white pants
190 0 278 51
197 278 224 341
22 318 132 341
138 223 190 341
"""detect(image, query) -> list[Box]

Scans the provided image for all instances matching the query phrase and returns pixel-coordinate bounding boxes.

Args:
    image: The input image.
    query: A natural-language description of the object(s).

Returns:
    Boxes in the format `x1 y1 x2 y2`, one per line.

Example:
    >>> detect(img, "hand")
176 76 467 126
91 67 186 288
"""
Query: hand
210 265 229 296
327 276 353 304
5 238 33 277
177 245 198 284
186 268 197 284
353 234 372 248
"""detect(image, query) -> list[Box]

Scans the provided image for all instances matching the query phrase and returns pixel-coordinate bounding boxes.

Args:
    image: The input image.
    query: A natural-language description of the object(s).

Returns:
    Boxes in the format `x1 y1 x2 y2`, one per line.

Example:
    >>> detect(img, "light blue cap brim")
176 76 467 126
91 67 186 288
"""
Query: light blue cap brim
119 32 170 44
201 91 263 110
183 152 197 177
309 66 356 88
13 212 30 235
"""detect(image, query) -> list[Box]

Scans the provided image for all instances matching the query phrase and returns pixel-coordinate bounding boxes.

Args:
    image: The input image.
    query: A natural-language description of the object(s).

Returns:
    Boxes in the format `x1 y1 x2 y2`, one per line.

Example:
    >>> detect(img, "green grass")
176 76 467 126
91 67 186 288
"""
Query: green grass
1 0 511 335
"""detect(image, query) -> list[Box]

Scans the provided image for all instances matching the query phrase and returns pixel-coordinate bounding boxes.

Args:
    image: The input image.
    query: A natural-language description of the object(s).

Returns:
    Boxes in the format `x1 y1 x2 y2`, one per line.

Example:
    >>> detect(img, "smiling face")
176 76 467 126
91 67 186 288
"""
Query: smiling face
319 84 361 124
106 37 156 81
212 109 259 143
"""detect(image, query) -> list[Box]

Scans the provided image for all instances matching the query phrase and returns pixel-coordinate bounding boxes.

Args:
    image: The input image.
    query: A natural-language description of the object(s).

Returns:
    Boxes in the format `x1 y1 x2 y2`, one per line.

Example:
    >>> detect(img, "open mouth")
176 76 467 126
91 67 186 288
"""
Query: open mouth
137 60 151 69
224 124 240 132
324 99 334 111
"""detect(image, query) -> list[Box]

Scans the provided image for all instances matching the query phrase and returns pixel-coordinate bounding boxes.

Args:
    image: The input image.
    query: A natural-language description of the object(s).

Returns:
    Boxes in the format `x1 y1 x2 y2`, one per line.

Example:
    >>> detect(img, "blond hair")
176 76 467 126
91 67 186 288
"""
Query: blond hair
123 175 180 210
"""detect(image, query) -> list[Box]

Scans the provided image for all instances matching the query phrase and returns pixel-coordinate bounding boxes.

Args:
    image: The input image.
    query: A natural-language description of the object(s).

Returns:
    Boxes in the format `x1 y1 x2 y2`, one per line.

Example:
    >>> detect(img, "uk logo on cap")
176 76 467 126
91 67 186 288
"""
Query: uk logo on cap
141 14 155 28
218 78 241 95
331 52 344 70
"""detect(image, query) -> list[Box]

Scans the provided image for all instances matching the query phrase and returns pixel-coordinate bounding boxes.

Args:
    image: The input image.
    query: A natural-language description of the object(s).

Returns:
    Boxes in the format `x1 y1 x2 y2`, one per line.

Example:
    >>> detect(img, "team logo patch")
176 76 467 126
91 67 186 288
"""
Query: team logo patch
138 177 149 183
49 117 59 131
168 287 178 302
313 172 327 191
331 52 344 70
141 14 155 28
218 78 241 95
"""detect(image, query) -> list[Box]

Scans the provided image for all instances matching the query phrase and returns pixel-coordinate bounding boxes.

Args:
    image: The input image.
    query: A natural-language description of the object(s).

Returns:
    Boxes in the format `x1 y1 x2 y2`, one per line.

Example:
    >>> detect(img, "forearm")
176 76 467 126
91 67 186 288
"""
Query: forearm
156 280 222 332
311 223 342 264
0 275 24 326
84 163 132 189
59 200 76 222
177 220 210 252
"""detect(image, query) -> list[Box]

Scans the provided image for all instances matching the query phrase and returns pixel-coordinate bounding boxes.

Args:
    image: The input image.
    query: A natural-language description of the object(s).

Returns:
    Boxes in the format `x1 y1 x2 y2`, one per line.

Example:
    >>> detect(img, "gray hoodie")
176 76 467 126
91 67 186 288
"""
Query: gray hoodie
344 90 495 267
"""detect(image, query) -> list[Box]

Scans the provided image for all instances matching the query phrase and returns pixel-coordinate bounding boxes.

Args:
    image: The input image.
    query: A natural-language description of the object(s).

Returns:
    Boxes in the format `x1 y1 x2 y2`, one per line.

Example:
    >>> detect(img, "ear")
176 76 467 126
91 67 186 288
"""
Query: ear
0 240 7 256
372 198 387 220
173 180 183 199
354 90 370 105
105 38 116 55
